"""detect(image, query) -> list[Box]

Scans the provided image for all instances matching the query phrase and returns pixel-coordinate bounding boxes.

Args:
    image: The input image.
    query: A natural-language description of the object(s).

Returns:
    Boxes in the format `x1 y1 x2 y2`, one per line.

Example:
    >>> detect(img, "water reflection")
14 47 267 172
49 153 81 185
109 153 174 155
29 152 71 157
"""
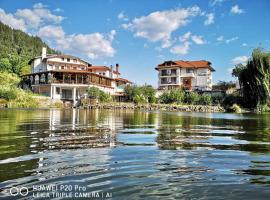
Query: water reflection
0 109 270 199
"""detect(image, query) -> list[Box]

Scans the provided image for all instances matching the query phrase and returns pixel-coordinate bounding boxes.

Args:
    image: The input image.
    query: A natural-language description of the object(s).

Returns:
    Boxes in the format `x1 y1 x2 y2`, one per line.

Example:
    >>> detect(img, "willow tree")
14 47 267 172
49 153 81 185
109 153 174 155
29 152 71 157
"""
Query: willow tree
232 48 270 108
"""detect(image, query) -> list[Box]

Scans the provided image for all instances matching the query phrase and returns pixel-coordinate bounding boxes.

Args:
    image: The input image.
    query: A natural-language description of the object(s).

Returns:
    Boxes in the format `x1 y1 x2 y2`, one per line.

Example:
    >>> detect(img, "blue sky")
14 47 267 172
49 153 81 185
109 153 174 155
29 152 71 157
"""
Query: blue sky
0 0 269 86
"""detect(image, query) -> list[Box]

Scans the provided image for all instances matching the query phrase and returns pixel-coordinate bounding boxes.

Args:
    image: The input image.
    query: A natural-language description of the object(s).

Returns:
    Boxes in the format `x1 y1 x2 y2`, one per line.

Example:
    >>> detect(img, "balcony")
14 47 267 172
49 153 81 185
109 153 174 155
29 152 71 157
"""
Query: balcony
180 72 195 78
160 72 177 77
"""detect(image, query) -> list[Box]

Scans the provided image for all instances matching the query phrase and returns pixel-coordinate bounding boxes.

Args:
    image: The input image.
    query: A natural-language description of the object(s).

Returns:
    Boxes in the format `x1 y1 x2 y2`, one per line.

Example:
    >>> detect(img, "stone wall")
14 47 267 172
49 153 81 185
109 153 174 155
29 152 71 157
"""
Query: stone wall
81 103 225 112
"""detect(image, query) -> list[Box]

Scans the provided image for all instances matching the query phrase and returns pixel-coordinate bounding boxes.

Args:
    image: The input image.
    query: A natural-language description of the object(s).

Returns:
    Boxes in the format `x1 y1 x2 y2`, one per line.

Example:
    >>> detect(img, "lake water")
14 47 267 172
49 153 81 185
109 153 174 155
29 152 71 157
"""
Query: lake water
0 109 270 199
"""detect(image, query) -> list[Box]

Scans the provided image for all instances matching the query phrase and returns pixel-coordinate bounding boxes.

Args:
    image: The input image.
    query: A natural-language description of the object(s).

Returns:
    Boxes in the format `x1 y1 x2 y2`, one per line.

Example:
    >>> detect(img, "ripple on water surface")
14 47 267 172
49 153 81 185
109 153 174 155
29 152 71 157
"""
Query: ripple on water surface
0 109 270 199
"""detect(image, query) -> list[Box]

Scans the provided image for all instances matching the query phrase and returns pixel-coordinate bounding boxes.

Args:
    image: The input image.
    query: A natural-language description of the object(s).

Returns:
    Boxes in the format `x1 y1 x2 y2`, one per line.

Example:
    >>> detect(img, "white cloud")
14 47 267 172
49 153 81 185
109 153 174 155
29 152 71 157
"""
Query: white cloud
15 3 63 29
231 56 248 65
191 35 206 44
117 11 129 21
179 31 192 42
242 43 247 47
0 3 64 31
0 8 26 31
210 0 226 6
38 25 116 59
54 8 63 12
204 13 214 25
38 25 65 39
170 32 205 55
123 6 201 48
217 35 224 41
170 41 190 55
225 36 238 43
231 5 244 15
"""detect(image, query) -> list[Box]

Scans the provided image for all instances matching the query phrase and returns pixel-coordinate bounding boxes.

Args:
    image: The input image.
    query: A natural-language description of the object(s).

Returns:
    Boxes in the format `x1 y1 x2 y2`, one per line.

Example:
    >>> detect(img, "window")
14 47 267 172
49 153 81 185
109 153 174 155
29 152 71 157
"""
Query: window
73 59 77 63
67 58 70 62
186 69 194 73
56 87 60 94
61 66 65 69
61 57 64 61
73 67 77 70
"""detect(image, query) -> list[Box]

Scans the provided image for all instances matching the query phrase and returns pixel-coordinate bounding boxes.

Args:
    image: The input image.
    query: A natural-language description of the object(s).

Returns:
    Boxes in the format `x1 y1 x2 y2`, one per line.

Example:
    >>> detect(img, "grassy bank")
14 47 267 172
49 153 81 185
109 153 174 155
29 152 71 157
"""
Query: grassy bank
0 71 38 108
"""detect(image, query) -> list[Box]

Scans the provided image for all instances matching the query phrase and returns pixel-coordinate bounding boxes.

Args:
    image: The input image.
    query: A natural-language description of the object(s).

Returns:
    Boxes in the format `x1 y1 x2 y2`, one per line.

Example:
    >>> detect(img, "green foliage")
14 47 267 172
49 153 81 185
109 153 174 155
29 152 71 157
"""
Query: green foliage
185 92 200 104
199 94 212 105
0 21 59 75
229 104 242 113
87 87 112 102
134 94 147 104
222 93 242 108
211 93 224 105
87 87 101 99
0 58 12 72
212 81 236 91
99 90 112 102
124 85 156 103
0 72 38 108
232 48 270 108
0 71 20 87
159 89 185 104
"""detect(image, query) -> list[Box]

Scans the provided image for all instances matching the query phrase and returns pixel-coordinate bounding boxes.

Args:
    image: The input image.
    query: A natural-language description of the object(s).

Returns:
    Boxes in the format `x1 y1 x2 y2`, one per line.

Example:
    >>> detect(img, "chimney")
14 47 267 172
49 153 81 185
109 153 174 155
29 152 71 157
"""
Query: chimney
110 65 113 78
42 47 47 59
116 63 119 78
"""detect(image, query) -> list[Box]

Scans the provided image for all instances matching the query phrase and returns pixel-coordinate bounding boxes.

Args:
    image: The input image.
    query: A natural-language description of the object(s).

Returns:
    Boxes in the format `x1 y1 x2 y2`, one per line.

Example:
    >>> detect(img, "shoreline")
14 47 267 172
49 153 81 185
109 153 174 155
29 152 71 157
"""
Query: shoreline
79 103 225 113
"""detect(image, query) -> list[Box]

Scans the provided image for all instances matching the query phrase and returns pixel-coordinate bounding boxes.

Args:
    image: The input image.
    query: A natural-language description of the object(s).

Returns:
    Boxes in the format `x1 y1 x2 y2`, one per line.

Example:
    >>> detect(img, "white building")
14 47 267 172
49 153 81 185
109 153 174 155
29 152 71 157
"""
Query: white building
156 60 215 91
23 48 131 105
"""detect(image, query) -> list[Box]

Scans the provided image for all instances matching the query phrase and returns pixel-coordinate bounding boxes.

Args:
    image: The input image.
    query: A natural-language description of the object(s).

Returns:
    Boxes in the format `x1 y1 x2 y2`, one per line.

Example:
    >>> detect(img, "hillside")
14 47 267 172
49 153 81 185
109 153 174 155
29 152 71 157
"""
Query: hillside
0 21 60 75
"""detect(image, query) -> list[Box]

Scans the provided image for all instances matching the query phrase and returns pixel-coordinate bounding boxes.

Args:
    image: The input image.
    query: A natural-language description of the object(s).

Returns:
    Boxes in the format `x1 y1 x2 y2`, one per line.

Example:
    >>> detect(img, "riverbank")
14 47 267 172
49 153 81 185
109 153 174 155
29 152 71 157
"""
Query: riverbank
80 102 225 112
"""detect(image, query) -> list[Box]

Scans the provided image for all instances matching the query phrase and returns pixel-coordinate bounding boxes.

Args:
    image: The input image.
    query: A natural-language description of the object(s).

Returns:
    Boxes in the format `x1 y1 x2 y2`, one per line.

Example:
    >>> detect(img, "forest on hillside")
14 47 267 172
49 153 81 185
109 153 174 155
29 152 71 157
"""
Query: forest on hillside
0 22 59 75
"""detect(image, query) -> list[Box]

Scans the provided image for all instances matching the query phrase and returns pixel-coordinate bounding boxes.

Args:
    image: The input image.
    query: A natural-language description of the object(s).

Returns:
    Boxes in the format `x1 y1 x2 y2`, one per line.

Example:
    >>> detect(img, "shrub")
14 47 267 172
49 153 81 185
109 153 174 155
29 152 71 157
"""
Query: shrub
134 94 147 104
87 87 112 102
99 91 112 102
222 94 242 108
211 93 224 105
199 94 212 105
185 92 200 105
229 104 242 113
87 87 100 99
0 86 17 100
159 89 184 104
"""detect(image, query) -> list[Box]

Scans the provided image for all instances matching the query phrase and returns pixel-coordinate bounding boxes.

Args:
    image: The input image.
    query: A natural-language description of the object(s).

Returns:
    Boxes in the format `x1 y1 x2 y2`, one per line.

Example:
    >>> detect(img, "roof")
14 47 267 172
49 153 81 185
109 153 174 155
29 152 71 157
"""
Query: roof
115 77 132 83
28 54 91 66
156 60 215 71
89 66 121 74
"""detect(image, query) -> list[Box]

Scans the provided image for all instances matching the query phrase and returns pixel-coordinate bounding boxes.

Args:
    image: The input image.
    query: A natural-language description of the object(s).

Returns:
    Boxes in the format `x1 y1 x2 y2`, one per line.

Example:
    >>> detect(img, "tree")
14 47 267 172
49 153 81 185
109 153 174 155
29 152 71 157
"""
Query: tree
232 48 270 108
87 87 100 99
0 58 12 72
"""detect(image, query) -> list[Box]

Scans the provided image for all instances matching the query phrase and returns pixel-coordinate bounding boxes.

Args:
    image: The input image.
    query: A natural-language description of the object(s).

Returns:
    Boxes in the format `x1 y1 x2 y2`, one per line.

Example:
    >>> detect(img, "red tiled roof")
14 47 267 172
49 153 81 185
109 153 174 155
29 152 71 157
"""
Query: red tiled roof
115 77 132 83
89 66 121 74
156 60 215 71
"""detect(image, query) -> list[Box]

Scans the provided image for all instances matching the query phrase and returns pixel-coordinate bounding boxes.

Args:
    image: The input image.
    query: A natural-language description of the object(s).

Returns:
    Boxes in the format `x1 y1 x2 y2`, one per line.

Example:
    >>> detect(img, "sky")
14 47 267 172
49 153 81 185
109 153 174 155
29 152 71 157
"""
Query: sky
0 0 269 86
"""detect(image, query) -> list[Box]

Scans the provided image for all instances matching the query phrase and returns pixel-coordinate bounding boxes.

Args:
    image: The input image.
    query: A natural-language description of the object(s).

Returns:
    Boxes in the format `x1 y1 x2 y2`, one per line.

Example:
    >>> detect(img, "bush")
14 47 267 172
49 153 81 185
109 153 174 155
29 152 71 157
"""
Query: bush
134 94 147 104
159 89 184 104
87 87 112 102
124 85 156 103
229 104 242 113
87 87 101 99
211 93 224 105
99 91 112 102
199 94 212 105
185 92 200 104
222 94 242 108
0 86 18 100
